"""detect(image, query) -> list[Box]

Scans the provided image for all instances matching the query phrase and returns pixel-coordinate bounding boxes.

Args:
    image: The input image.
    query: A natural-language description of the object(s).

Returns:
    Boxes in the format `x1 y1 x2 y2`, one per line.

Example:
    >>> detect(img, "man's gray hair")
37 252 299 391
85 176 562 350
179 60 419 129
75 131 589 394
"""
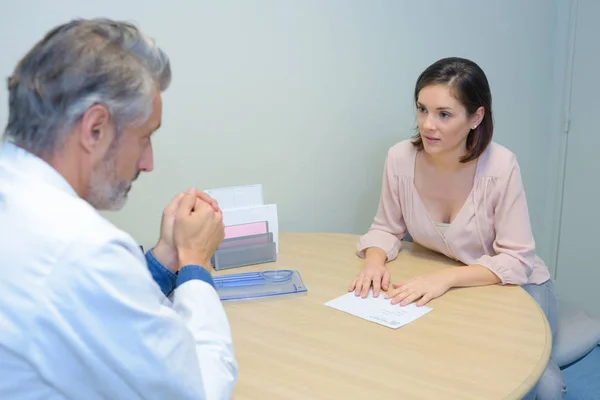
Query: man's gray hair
3 18 171 156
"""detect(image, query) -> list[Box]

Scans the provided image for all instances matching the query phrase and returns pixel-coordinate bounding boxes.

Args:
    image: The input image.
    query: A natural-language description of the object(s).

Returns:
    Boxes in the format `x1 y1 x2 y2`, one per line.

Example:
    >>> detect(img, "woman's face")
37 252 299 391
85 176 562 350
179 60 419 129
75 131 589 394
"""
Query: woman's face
416 84 483 158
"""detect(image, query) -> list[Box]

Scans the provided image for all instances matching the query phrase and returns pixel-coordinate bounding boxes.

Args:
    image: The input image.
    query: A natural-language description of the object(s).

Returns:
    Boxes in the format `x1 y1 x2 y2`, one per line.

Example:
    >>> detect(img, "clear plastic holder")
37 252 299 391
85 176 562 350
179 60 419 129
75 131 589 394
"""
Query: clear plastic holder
214 269 307 301
212 235 276 271
217 232 272 250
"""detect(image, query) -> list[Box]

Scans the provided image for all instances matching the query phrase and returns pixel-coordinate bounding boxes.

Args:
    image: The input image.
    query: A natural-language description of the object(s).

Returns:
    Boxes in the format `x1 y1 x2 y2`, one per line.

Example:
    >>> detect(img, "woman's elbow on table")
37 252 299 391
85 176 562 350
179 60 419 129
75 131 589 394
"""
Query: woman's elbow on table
475 254 533 286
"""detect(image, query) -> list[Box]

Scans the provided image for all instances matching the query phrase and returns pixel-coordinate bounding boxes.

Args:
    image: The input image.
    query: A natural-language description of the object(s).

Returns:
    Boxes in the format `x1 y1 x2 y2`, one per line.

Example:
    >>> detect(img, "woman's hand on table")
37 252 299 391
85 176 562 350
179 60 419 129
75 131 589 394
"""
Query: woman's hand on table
348 260 390 298
385 270 453 307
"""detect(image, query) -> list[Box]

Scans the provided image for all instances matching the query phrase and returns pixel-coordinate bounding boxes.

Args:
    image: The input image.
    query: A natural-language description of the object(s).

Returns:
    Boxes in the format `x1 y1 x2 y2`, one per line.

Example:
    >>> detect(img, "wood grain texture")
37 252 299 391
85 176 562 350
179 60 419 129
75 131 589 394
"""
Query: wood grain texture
215 232 551 400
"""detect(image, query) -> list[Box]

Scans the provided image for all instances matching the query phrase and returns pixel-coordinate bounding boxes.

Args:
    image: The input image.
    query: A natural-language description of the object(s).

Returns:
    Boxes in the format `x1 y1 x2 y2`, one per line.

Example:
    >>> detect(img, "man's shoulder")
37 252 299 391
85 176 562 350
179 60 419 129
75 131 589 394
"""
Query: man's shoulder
48 193 144 268
19 185 150 301
49 187 132 242
1 176 141 271
0 174 150 354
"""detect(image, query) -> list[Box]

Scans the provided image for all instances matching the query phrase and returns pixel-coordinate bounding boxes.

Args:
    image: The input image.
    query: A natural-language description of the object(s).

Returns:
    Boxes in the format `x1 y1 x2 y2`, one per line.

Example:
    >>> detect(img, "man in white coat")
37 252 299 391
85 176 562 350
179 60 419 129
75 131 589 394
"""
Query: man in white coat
0 18 237 399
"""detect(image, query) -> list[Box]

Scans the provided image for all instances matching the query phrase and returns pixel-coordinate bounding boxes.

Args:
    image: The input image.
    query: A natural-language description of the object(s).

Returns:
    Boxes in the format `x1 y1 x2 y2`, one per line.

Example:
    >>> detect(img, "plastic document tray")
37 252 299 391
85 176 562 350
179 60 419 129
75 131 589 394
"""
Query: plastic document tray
214 269 307 301
218 232 272 250
212 233 276 271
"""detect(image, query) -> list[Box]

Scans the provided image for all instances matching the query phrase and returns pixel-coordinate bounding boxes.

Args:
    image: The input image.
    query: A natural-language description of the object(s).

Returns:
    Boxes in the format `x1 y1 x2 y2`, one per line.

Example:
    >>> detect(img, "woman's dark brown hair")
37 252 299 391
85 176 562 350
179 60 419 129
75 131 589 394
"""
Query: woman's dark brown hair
411 57 493 163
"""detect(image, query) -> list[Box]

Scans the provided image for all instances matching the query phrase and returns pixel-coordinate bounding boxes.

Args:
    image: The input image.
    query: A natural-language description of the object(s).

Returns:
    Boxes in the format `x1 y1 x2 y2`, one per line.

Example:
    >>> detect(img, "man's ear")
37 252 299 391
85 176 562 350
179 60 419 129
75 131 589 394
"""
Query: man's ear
78 104 114 154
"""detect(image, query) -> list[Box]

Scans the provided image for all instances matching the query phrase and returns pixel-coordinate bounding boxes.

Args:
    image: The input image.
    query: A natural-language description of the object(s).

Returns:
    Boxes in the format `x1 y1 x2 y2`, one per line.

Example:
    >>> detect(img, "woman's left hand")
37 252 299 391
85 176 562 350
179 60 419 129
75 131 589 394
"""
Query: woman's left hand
385 271 454 307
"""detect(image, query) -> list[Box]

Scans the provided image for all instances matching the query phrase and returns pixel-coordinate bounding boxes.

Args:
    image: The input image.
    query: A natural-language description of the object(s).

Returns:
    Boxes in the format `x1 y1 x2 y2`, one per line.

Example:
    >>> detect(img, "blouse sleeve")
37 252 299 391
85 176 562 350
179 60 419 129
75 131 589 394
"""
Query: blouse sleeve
475 156 536 285
356 149 407 261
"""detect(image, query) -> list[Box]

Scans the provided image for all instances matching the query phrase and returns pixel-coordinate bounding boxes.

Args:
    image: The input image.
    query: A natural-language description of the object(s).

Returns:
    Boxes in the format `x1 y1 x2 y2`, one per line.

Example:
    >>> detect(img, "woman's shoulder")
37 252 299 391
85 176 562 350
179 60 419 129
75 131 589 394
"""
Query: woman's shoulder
387 138 417 161
386 138 417 175
478 141 520 179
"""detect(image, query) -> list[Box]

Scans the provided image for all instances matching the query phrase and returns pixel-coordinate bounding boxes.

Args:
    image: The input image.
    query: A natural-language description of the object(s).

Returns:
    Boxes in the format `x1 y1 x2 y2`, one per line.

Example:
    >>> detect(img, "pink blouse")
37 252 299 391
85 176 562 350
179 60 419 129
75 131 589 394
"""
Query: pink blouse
357 139 550 286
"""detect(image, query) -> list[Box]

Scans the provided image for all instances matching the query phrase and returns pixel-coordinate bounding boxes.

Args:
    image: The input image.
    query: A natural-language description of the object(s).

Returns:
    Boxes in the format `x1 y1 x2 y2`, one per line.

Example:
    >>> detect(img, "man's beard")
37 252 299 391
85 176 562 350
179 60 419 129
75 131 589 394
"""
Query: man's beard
86 148 139 211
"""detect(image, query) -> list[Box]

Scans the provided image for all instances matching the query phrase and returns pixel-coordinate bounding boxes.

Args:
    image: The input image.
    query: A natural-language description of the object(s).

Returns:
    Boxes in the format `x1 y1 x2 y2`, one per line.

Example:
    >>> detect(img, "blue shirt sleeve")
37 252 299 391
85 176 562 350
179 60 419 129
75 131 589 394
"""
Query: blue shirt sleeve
177 265 215 288
145 250 216 296
145 250 177 296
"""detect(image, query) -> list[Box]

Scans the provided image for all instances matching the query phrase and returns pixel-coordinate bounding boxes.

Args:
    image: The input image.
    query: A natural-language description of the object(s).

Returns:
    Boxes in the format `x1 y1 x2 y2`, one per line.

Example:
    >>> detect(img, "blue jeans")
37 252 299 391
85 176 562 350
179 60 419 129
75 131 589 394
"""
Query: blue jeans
521 279 567 400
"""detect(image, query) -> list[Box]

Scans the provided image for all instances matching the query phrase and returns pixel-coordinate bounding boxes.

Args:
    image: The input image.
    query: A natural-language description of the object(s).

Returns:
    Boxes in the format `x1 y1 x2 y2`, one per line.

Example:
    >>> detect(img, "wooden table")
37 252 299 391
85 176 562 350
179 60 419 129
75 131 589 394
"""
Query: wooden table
216 232 551 400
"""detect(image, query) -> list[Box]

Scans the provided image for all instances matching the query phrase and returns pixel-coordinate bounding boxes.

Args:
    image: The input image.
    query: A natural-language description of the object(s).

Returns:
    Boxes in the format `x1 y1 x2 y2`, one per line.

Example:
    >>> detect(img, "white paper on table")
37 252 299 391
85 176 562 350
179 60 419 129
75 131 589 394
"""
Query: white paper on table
221 204 279 253
324 291 433 329
205 184 263 210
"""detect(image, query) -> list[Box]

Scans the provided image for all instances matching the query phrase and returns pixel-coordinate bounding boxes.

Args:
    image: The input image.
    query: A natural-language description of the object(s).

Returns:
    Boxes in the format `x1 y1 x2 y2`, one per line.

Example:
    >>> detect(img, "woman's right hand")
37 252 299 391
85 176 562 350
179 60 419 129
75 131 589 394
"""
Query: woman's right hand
348 259 391 299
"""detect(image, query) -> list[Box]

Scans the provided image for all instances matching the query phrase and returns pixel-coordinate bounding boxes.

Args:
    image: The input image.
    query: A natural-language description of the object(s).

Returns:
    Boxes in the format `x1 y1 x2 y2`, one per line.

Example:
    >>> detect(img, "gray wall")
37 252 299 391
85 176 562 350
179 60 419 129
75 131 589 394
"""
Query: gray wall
0 1 568 274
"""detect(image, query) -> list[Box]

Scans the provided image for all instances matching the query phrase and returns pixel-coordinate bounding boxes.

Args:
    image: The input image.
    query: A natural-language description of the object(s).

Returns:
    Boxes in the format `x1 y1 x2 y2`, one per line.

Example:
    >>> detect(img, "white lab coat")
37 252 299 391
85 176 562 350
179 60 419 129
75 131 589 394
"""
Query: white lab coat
0 142 237 399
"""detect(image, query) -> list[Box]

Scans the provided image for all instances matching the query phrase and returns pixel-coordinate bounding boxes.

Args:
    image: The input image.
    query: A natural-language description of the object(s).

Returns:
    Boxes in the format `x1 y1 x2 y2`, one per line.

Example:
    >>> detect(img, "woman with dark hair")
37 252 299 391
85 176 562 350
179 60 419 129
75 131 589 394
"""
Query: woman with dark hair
350 57 564 399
